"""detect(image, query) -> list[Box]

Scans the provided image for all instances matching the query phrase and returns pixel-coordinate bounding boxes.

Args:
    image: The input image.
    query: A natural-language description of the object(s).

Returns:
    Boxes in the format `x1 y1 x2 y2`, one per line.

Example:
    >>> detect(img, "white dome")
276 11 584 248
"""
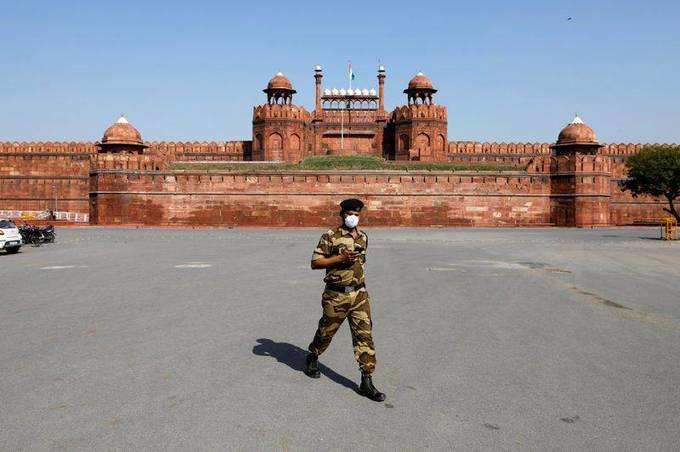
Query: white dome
347 89 354 95
571 115 584 124
116 115 129 124
362 88 369 95
315 65 322 71
339 88 346 95
369 88 376 96
324 89 331 95
332 88 339 95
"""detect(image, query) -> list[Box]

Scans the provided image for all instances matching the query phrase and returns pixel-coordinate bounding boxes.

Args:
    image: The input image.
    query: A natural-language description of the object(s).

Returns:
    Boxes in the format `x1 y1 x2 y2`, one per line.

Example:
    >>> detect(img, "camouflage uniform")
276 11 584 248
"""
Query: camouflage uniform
308 226 376 375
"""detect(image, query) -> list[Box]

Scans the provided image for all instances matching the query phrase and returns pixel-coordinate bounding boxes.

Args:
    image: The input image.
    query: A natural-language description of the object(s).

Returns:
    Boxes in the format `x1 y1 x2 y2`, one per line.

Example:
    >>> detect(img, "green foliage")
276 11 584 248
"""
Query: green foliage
298 155 386 170
170 156 524 173
622 144 680 221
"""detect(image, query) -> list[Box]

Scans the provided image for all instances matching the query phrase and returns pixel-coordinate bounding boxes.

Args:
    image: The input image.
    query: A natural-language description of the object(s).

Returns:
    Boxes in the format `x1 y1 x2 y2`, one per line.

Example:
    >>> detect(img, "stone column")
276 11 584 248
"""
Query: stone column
377 65 386 113
314 66 323 113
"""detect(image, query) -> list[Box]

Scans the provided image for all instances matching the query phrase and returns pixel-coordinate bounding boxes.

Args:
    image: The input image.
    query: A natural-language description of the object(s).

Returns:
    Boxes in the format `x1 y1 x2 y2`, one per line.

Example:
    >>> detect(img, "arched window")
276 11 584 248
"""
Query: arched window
269 132 283 150
289 134 301 150
436 134 446 151
399 134 409 151
416 133 430 150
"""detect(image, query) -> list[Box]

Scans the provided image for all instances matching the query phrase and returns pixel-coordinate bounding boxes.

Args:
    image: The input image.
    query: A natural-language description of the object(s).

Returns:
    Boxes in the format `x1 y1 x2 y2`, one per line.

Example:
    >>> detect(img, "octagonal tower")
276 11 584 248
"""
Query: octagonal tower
252 72 310 162
390 73 447 161
549 115 611 227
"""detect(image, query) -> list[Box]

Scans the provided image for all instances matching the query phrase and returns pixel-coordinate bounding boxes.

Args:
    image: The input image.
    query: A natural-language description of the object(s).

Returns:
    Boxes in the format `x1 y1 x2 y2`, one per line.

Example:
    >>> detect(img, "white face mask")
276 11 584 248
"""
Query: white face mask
344 214 359 229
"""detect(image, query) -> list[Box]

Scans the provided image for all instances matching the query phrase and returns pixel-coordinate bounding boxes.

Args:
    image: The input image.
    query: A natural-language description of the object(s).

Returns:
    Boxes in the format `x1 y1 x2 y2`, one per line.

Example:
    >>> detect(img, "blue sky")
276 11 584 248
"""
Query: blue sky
1 0 679 143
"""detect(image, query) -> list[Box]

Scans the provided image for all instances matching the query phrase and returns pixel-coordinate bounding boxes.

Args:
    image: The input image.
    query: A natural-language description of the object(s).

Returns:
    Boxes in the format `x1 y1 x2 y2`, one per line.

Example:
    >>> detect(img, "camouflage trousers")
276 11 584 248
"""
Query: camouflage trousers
308 286 376 375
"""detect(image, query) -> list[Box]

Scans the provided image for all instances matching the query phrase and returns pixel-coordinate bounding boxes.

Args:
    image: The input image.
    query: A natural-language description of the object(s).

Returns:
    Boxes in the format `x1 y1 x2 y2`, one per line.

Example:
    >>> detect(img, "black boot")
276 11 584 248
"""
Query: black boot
304 353 320 378
358 374 386 402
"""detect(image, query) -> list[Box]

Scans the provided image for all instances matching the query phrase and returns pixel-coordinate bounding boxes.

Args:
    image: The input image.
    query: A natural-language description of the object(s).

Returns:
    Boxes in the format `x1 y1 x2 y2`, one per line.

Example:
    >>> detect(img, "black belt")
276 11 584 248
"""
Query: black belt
325 282 365 293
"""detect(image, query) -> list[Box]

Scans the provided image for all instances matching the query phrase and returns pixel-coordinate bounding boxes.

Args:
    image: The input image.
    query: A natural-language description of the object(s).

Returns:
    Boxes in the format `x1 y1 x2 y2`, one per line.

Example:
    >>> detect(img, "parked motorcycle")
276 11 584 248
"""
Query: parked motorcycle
18 223 56 246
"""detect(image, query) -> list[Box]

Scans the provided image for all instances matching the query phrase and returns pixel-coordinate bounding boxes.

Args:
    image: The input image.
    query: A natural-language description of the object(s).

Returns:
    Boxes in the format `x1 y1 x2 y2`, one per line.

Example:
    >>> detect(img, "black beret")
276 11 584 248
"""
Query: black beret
340 198 364 212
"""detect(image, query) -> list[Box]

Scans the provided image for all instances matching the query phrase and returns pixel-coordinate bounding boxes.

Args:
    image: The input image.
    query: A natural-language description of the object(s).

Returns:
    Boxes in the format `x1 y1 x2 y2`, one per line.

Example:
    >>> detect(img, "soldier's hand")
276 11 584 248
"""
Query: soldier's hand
339 248 359 263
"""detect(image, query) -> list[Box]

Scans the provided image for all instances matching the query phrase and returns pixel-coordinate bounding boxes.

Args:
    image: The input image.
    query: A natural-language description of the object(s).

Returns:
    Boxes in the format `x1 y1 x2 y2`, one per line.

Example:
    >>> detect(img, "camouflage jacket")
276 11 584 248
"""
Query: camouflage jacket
312 226 368 286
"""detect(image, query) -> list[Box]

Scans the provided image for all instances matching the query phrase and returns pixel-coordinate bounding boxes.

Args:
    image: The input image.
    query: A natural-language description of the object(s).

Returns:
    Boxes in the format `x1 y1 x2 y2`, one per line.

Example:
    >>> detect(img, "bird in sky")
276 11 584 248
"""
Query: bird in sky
567 17 573 21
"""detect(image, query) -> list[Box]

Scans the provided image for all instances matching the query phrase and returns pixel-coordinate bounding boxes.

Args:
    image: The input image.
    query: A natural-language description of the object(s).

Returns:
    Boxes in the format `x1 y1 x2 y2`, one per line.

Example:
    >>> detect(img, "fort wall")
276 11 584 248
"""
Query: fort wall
89 170 553 227
0 152 90 214
0 140 671 227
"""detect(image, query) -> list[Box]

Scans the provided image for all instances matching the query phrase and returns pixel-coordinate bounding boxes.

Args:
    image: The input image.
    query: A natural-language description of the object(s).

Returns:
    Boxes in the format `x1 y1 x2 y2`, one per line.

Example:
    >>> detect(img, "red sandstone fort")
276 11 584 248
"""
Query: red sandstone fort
0 67 669 227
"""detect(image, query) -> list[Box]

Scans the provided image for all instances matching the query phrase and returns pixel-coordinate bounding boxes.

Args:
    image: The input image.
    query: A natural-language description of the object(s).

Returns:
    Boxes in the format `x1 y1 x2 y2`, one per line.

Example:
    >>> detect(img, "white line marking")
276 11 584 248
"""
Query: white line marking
174 263 212 268
41 265 76 270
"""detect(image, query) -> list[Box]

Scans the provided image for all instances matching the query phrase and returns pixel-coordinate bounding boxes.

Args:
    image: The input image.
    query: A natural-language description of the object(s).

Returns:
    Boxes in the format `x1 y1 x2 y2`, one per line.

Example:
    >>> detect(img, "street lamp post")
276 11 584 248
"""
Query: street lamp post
52 184 57 217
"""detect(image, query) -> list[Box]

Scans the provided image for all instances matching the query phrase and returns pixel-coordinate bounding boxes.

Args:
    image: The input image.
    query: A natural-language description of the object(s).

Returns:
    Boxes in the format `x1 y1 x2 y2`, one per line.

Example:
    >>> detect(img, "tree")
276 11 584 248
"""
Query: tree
621 145 680 222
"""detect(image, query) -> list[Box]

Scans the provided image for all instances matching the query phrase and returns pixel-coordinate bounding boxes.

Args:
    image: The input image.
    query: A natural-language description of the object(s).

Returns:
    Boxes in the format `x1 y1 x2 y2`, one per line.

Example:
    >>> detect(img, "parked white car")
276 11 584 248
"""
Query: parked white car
0 219 22 254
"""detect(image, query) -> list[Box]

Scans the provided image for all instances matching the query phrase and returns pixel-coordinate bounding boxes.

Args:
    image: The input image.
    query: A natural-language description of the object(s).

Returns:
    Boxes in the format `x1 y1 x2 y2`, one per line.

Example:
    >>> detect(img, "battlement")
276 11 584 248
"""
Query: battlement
527 154 613 174
448 141 551 155
0 141 97 154
253 104 311 122
92 153 167 171
391 104 447 122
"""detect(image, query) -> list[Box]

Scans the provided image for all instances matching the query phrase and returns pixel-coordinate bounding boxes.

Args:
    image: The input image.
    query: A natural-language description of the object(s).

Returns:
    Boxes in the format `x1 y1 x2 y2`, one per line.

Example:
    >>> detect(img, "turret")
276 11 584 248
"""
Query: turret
388 72 448 162
96 115 148 154
549 115 610 227
252 72 309 162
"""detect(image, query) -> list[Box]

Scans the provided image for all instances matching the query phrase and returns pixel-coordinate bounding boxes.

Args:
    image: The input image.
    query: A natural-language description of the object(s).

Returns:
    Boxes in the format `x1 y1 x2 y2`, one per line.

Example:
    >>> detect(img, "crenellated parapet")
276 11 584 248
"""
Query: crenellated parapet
391 104 447 123
448 141 552 155
91 153 167 171
0 141 97 154
528 154 612 174
252 104 311 122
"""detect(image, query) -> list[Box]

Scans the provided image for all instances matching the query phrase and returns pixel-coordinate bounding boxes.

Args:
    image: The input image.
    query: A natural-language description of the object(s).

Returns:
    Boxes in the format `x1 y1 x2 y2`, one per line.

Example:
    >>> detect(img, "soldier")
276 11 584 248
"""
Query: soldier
305 198 386 402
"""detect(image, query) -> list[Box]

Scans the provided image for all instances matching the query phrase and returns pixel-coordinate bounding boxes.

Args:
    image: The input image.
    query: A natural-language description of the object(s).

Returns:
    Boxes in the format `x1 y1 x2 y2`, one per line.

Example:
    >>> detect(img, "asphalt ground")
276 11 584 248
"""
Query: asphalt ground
1 227 679 451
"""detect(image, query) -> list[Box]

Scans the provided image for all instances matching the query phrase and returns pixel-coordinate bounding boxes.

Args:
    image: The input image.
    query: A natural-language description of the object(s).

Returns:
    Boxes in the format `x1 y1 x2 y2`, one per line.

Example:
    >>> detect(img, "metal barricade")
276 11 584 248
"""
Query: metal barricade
661 217 678 240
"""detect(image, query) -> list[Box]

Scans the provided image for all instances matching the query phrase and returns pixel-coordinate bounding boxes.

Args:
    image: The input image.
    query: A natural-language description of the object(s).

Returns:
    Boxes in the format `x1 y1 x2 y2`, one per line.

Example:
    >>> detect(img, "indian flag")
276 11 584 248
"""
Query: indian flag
348 60 356 81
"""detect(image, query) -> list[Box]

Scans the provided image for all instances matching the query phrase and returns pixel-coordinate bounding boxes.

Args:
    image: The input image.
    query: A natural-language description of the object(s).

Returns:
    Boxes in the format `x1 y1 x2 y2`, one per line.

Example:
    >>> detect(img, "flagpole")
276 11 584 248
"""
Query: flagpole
348 59 352 91
340 101 344 153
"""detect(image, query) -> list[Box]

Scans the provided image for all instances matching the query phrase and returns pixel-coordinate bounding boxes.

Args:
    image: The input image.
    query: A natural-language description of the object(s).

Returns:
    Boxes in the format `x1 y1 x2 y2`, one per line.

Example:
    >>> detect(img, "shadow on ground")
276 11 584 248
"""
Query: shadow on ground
253 338 358 392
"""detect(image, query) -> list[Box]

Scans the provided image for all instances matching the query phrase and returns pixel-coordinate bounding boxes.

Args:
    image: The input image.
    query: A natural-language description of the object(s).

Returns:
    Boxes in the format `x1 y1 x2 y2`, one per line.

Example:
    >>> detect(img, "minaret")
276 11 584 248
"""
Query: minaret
314 65 323 121
377 65 386 113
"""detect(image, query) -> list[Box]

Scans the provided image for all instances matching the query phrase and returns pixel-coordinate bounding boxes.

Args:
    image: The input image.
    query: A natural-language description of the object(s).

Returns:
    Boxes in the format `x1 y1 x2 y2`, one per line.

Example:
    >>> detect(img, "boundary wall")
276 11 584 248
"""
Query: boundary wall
0 141 671 227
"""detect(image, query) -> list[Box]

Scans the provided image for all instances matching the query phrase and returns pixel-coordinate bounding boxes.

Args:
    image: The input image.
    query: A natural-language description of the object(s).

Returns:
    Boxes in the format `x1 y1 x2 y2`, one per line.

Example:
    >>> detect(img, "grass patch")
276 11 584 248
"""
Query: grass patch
170 155 525 173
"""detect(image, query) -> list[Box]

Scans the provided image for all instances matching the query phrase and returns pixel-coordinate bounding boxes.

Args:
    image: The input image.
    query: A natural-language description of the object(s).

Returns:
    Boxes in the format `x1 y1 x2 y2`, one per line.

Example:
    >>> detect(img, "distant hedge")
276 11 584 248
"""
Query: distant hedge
171 155 525 173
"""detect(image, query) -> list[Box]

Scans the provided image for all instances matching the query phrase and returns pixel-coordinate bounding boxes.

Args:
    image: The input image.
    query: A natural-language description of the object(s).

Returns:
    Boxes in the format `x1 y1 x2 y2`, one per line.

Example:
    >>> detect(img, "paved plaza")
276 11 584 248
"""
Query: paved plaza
1 227 679 450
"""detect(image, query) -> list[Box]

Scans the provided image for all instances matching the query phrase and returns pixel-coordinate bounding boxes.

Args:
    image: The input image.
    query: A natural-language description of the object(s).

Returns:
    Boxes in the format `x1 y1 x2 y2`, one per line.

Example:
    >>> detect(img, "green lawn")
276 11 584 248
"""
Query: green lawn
169 155 525 173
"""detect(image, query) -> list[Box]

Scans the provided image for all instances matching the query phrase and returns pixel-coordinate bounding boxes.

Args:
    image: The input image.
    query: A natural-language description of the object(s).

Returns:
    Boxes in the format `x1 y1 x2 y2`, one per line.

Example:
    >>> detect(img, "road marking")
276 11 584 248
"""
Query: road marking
40 265 75 270
174 263 212 268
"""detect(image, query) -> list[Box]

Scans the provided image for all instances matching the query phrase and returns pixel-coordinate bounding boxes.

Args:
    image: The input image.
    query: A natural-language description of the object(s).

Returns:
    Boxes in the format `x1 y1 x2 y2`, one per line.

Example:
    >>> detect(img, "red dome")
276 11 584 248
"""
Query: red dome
407 72 435 90
557 116 597 144
266 72 294 91
101 116 145 146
